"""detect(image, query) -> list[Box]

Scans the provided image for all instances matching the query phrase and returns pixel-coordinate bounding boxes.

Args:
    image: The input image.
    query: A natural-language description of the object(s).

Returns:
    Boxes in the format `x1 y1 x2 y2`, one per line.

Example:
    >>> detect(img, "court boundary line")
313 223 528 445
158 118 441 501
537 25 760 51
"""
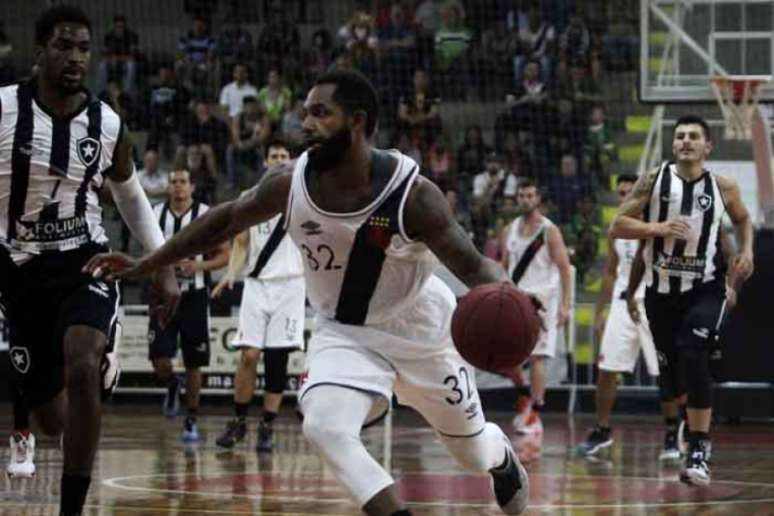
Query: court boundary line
100 470 774 510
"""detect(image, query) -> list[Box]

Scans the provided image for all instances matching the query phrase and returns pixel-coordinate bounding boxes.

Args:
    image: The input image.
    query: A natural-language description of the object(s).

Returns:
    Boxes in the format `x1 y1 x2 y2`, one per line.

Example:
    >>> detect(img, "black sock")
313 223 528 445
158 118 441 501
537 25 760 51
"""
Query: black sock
679 405 688 421
690 431 710 445
235 402 249 420
262 411 277 424
60 474 91 516
597 425 611 434
517 386 530 398
389 510 412 516
187 408 198 420
665 417 679 430
531 401 544 412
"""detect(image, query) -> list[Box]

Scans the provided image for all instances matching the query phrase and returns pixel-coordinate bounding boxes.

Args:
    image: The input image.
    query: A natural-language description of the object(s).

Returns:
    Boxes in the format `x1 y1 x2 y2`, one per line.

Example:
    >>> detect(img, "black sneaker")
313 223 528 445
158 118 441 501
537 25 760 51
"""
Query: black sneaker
256 421 273 453
163 376 181 418
490 444 529 514
659 428 681 461
576 426 613 456
680 440 711 486
216 419 247 448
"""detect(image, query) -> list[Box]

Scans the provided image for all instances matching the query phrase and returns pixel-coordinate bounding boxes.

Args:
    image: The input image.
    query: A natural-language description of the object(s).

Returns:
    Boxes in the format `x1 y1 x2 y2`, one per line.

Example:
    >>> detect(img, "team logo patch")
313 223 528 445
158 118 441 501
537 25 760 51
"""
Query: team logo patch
10 346 30 374
76 137 101 167
300 220 323 236
696 193 713 212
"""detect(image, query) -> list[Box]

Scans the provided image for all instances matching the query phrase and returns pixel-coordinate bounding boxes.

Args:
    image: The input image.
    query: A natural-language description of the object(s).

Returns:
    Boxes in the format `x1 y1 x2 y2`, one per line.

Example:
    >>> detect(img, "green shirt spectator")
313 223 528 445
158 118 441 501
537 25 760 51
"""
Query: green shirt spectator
434 3 471 70
257 69 292 124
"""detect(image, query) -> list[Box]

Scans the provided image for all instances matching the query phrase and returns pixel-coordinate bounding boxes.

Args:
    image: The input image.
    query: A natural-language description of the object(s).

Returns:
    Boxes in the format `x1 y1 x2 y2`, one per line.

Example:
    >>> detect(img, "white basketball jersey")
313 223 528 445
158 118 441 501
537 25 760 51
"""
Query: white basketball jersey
612 238 645 300
0 81 122 264
285 149 437 325
245 213 303 281
504 215 560 297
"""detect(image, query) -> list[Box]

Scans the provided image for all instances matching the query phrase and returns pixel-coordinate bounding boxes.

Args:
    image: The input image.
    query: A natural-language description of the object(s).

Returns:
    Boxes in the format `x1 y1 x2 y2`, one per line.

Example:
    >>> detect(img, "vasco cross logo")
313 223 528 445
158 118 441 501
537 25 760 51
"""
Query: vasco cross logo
76 137 101 167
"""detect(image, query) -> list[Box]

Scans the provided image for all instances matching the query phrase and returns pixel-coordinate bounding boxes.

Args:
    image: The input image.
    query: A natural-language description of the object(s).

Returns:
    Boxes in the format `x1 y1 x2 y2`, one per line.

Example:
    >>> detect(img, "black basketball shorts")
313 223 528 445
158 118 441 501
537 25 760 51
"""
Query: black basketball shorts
0 244 121 408
148 287 210 368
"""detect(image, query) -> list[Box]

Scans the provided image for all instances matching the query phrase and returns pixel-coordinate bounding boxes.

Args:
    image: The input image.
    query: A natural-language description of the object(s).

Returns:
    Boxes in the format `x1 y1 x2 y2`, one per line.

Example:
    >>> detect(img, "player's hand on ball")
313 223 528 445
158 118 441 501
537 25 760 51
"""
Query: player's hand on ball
83 252 145 281
626 296 641 324
151 267 180 329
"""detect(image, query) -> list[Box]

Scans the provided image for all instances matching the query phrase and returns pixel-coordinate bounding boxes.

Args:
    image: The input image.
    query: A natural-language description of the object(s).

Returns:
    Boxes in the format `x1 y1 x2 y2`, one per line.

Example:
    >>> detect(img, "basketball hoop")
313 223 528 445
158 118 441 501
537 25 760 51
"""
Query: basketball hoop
711 75 771 140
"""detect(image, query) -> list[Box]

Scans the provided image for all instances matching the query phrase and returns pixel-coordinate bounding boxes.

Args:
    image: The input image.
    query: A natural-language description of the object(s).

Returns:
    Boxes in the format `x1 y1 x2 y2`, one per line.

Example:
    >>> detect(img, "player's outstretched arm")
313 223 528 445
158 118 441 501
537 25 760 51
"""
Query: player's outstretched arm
610 167 690 240
85 162 293 280
717 175 754 281
404 176 508 287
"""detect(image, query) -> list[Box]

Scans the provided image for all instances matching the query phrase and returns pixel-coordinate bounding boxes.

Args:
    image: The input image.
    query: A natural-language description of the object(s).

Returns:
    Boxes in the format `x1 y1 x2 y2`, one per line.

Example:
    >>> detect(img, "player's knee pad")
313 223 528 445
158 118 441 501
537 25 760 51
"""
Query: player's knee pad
264 349 290 394
438 422 508 473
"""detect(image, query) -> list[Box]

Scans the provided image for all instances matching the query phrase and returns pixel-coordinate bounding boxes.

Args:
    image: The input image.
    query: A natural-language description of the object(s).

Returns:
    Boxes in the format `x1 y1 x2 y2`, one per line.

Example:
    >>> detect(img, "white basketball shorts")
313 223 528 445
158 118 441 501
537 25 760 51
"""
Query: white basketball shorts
598 298 659 376
298 275 486 437
231 275 306 350
530 291 560 358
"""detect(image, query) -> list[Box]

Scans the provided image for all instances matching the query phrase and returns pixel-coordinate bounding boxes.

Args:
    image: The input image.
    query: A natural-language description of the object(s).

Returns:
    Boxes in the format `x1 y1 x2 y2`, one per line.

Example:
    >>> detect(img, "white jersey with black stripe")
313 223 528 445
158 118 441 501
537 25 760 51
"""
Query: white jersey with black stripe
285 149 437 326
245 214 303 281
504 215 560 299
643 161 727 294
0 81 122 264
154 201 210 291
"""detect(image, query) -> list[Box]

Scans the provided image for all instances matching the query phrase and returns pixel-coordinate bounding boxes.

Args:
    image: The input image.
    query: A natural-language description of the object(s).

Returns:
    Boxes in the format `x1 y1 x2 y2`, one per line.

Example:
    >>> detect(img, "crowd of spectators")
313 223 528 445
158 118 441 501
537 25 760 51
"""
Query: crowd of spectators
0 0 637 281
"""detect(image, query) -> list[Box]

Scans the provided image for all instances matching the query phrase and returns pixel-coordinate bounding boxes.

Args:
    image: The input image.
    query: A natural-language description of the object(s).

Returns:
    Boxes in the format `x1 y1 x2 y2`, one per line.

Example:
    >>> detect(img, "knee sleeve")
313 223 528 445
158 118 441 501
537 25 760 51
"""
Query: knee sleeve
679 347 713 409
263 349 290 394
439 422 509 473
301 386 394 507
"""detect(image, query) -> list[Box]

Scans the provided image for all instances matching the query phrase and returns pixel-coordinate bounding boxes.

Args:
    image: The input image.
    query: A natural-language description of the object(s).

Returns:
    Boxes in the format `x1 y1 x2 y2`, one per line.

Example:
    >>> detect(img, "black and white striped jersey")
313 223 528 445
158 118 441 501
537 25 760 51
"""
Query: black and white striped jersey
643 161 727 295
0 80 122 264
154 201 210 291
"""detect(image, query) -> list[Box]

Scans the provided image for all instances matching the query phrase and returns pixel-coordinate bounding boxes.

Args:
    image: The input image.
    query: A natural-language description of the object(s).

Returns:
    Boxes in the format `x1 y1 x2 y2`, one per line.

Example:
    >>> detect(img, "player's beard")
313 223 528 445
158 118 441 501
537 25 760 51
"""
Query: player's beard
307 126 352 171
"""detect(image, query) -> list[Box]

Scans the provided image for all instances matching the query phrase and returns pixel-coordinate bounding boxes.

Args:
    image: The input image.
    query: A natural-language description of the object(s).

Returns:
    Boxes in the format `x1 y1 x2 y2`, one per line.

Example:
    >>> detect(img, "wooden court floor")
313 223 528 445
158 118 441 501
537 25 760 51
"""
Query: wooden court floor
2 404 774 515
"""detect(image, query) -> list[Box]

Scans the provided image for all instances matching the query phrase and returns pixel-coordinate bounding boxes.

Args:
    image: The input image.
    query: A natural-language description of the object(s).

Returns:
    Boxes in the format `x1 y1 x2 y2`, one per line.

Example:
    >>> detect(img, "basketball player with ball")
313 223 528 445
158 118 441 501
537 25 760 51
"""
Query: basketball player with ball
500 179 574 436
84 70 540 515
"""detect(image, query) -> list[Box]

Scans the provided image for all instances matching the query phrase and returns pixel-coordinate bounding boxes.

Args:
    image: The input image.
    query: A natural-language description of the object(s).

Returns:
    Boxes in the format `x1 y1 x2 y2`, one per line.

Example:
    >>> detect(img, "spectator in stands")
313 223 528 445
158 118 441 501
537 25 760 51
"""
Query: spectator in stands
0 22 14 84
379 4 417 107
514 5 556 84
481 18 519 97
179 144 217 204
395 131 423 166
547 153 592 224
603 0 639 71
500 59 549 138
456 125 491 187
137 149 169 206
338 11 379 82
226 96 271 189
219 63 258 121
97 15 139 95
584 104 618 189
563 195 600 285
471 151 506 250
178 99 231 171
303 28 335 87
255 7 300 84
256 69 293 127
446 188 472 237
559 12 591 63
434 1 472 99
214 16 254 90
280 95 306 149
554 59 603 146
397 69 442 149
505 0 529 32
415 0 442 34
146 64 191 160
176 15 216 98
426 136 453 189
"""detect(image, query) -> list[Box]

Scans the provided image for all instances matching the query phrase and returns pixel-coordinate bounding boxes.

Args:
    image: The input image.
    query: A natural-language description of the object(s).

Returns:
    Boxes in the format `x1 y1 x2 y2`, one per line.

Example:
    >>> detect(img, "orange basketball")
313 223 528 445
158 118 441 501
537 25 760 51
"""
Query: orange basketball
451 283 541 372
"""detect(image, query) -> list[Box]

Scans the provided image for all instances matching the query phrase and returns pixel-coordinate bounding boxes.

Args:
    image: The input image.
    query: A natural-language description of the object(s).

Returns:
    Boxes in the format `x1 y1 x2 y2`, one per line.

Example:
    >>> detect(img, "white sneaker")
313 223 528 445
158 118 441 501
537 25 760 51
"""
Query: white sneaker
7 433 35 478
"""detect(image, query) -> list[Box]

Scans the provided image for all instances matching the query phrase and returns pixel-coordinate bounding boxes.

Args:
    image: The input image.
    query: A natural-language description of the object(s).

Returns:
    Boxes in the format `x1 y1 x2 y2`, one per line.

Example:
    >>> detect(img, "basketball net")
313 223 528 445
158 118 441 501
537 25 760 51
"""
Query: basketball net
711 75 770 140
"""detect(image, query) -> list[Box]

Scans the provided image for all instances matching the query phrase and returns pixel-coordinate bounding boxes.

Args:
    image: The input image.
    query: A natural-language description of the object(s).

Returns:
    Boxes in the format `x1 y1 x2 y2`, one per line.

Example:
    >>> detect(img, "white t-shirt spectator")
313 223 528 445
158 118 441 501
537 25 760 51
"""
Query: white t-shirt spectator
473 169 505 198
219 81 259 118
503 173 520 198
137 167 169 206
